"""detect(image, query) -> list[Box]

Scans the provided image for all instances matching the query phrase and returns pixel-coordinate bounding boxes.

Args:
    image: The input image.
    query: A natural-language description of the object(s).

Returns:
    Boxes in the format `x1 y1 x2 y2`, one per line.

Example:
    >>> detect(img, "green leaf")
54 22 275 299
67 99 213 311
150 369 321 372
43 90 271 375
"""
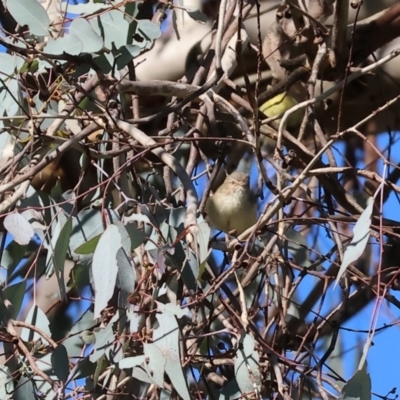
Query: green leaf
143 343 165 387
0 75 21 116
235 333 261 395
283 228 311 268
125 223 146 250
131 366 154 384
51 345 69 383
69 357 96 381
184 6 207 24
124 2 140 20
69 18 104 53
92 10 130 50
153 313 190 400
172 9 180 40
4 212 34 245
53 217 73 302
75 234 101 254
156 302 187 319
45 210 67 276
45 36 83 56
116 247 136 307
114 220 132 254
136 19 162 41
67 263 90 289
0 53 19 75
92 224 122 318
3 280 26 319
2 240 26 272
119 355 146 370
197 220 211 266
89 325 115 363
335 198 374 287
14 375 35 400
341 366 371 400
21 305 51 343
7 0 50 36
69 208 119 257
0 365 14 400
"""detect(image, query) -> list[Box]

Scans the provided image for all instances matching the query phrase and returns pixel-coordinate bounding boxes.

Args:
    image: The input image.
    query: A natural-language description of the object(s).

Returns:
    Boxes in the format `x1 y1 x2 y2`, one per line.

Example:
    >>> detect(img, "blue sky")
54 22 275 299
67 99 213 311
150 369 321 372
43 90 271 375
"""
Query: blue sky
200 131 400 395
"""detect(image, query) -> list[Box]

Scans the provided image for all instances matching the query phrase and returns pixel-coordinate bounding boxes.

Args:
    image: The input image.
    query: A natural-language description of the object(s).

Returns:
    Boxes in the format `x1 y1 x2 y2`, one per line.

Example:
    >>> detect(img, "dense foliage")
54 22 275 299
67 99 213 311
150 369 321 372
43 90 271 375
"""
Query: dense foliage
1 0 400 399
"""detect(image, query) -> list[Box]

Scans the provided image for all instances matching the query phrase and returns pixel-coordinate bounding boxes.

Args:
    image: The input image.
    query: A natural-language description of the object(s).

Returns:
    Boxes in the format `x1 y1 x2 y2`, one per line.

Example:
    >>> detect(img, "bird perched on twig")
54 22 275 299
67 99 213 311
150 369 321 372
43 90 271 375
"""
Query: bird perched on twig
205 171 258 235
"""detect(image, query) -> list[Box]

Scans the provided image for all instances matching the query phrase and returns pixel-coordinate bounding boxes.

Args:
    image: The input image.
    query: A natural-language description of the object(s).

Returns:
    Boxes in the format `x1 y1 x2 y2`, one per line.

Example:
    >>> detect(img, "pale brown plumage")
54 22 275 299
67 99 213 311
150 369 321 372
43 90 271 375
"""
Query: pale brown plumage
205 171 257 235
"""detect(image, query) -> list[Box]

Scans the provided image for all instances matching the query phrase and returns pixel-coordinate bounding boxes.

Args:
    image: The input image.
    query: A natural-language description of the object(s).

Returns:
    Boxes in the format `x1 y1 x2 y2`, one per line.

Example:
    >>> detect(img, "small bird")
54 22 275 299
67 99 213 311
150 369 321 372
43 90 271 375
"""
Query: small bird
205 171 258 235
259 90 304 130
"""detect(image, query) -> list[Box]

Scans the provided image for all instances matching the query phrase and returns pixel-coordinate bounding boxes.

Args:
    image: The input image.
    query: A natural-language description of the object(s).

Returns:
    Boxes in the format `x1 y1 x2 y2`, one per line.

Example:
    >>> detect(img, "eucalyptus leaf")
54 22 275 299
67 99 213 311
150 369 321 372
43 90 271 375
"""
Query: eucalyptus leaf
0 365 13 400
14 375 35 400
21 305 51 343
3 280 26 319
184 6 207 24
234 333 261 395
69 18 104 53
75 234 101 255
7 0 50 36
341 366 371 400
153 313 190 400
92 224 121 319
4 212 34 245
45 36 83 56
335 198 374 288
51 345 69 383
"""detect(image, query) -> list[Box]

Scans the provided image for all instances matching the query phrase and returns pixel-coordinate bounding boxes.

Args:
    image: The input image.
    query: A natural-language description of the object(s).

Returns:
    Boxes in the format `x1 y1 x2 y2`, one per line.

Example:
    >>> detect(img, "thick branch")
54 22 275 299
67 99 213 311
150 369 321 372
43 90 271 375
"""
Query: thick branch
352 2 400 65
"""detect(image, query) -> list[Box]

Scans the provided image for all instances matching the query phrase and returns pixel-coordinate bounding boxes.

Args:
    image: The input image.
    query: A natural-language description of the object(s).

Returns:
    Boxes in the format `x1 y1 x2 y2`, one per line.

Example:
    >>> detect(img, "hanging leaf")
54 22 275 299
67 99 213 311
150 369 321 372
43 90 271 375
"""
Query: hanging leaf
2 240 26 272
69 357 96 381
6 0 50 36
91 10 129 50
183 6 207 24
156 302 187 319
125 223 146 250
4 212 34 245
234 333 261 396
0 365 13 400
89 325 115 363
44 212 66 273
136 19 162 41
92 224 122 319
153 313 190 400
119 355 146 370
21 305 51 343
52 217 73 301
143 343 166 387
114 220 132 253
0 53 19 76
116 247 136 308
13 375 35 400
69 209 119 257
172 9 180 41
75 234 101 255
341 365 371 400
69 18 104 53
335 198 374 288
197 220 211 266
3 280 26 319
45 36 83 56
51 345 69 383
283 228 311 268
